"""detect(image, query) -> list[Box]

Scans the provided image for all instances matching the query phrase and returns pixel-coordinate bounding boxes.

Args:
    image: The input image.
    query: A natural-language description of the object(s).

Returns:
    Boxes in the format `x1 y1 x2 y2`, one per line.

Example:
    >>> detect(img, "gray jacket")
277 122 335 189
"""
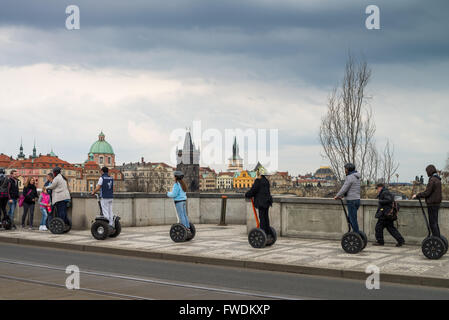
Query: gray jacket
336 171 361 200
46 174 71 205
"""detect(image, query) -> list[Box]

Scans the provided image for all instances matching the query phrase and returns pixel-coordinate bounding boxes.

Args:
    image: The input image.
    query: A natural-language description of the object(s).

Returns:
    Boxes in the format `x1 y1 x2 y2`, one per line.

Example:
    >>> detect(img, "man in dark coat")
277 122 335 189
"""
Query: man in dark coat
412 164 442 237
373 183 405 247
245 167 274 238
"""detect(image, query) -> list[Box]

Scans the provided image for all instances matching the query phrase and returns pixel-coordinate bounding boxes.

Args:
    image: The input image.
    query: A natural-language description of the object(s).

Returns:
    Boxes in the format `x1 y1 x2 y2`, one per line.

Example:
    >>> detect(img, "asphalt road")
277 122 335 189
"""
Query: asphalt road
0 242 448 300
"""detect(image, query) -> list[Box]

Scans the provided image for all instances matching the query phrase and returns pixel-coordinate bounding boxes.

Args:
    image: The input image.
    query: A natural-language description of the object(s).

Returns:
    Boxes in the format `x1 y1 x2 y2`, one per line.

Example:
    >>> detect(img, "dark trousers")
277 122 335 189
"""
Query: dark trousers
375 219 404 244
258 207 273 236
0 197 8 220
22 202 35 227
428 206 440 237
55 201 71 226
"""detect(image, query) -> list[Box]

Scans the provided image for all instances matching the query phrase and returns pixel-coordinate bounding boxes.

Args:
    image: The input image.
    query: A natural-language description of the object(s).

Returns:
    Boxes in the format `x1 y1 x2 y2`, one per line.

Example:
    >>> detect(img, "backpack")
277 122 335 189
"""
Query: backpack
0 176 8 194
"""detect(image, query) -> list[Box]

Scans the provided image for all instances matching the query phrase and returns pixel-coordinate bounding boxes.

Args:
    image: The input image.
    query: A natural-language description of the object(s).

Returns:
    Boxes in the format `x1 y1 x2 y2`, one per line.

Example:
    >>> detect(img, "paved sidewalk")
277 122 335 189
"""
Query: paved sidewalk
1 225 449 288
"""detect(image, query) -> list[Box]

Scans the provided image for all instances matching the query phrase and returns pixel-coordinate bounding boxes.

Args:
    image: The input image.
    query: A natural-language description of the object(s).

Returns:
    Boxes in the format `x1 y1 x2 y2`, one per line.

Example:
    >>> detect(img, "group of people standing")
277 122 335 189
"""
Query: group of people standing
0 167 71 231
334 163 443 247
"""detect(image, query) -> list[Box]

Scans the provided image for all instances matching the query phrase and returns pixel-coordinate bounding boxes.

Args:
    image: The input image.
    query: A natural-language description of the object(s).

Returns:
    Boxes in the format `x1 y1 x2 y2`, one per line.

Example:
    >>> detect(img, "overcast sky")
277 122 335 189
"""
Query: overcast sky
0 0 448 180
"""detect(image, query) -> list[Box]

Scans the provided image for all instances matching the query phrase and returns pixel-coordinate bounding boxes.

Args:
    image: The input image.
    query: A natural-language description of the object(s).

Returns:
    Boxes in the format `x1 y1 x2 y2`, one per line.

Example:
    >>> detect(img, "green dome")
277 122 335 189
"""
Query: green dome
89 132 114 155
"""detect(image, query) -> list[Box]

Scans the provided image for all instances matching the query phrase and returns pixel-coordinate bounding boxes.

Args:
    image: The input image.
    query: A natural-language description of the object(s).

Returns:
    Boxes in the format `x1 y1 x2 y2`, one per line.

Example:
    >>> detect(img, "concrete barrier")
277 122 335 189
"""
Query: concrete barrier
7 193 449 245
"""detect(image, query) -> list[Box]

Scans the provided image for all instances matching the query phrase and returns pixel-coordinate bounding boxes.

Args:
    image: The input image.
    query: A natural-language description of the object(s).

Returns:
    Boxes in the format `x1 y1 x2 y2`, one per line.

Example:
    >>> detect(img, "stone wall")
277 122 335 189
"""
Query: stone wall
9 193 449 245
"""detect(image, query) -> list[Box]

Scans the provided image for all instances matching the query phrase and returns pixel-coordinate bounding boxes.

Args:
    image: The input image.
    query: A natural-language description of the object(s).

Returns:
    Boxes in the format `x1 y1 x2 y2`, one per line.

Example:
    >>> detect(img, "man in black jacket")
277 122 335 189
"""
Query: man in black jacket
245 167 274 239
7 170 20 229
374 183 405 247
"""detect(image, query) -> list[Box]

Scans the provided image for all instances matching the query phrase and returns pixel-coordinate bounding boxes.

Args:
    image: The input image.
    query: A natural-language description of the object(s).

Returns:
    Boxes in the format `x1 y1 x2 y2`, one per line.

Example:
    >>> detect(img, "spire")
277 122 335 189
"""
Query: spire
32 139 37 158
99 131 105 141
18 138 25 160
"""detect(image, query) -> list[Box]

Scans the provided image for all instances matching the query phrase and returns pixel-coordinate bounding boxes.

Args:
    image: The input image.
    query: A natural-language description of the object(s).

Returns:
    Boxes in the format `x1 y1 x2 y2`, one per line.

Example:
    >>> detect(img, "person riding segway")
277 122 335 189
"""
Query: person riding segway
45 167 72 234
245 166 276 249
412 165 448 259
334 163 367 253
91 167 121 240
168 171 195 242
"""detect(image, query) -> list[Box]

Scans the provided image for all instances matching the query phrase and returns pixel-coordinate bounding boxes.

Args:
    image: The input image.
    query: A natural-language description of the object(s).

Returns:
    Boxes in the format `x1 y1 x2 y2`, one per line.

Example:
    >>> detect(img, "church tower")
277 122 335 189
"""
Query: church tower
176 129 200 192
227 137 243 172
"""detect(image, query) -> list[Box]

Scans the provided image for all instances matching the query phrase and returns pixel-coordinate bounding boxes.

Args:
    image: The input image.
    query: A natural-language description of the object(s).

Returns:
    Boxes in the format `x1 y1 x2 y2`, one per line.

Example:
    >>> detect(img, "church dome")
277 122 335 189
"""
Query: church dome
89 132 114 155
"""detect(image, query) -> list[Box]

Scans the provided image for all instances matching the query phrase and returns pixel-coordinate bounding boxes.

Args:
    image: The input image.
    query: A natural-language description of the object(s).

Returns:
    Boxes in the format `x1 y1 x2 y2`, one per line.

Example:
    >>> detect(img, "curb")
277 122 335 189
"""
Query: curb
0 236 448 289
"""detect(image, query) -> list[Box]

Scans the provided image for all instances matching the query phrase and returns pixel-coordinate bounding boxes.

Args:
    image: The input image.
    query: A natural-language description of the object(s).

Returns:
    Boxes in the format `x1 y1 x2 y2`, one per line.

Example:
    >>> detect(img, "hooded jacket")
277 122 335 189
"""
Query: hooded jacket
375 187 394 219
336 171 361 200
417 165 442 205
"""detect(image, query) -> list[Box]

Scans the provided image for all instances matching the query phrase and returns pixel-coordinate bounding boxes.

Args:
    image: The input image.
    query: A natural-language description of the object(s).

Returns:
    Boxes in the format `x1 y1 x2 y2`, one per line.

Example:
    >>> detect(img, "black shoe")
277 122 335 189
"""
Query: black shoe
396 242 404 247
373 242 384 246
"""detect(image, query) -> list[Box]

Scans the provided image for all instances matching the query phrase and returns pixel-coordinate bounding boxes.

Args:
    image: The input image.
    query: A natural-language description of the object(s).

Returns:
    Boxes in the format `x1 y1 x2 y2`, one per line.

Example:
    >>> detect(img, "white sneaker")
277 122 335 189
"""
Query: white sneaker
42 226 48 231
38 226 43 231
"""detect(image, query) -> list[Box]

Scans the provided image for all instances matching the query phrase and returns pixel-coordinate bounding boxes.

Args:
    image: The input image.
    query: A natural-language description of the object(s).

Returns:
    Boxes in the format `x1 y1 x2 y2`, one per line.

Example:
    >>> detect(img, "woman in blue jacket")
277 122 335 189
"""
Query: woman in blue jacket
167 171 190 230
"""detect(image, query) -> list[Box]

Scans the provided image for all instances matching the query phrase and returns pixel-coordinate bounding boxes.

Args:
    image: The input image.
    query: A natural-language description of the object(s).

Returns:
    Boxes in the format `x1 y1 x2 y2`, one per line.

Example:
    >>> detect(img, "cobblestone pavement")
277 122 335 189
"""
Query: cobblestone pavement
1 225 448 285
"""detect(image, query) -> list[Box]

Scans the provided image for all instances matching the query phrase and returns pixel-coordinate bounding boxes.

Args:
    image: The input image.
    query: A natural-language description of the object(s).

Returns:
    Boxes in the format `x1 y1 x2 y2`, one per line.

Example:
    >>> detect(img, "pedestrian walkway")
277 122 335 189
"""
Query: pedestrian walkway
0 225 448 288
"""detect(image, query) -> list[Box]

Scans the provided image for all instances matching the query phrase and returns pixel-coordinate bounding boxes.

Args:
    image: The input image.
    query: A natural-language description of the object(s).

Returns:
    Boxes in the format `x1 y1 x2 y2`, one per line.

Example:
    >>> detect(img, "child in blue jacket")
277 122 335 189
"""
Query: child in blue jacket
167 171 190 229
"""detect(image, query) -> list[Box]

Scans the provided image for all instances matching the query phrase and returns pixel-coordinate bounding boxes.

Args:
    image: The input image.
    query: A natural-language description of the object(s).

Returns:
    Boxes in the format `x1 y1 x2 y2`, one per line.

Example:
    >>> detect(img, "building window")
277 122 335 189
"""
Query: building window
100 157 104 164
108 157 111 164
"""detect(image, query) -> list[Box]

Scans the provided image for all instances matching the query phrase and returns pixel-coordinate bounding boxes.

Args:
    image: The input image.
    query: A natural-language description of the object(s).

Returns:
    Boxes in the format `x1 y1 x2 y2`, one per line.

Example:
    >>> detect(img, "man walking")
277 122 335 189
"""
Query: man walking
91 167 115 228
373 183 405 247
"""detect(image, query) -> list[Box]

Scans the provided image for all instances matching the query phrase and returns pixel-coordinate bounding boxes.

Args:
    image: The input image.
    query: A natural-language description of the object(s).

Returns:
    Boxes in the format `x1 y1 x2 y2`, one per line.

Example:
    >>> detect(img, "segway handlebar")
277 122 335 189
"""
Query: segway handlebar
417 197 431 237
250 198 260 229
337 198 353 233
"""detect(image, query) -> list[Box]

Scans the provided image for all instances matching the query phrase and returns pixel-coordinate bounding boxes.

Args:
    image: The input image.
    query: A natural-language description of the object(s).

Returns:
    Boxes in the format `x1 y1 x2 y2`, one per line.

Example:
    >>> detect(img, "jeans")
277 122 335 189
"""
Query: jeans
55 201 71 226
22 202 35 227
175 201 190 229
39 208 48 226
428 206 440 237
346 199 360 233
8 199 17 223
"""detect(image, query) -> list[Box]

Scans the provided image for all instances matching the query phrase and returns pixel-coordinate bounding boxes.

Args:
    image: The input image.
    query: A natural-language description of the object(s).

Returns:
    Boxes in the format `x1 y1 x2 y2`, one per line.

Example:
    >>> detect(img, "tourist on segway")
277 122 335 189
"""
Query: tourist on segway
167 171 194 242
46 167 72 233
334 163 362 233
412 165 443 238
91 167 116 230
245 166 275 246
373 183 405 247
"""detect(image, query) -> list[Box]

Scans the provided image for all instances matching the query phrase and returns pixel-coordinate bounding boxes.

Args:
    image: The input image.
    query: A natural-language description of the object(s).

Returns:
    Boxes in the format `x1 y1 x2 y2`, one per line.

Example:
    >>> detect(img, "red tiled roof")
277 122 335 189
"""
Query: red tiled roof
8 155 77 170
0 154 12 167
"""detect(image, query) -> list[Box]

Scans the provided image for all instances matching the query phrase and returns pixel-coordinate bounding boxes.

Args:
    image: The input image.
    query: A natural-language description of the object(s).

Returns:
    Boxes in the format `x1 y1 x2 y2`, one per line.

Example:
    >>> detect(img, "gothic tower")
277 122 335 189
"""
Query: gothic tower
176 130 200 192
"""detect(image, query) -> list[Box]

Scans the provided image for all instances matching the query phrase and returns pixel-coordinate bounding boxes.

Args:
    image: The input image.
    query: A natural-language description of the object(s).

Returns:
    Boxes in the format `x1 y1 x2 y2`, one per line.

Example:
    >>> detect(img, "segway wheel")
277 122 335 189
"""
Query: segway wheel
248 228 267 249
170 223 188 242
266 227 277 247
63 219 72 234
109 218 121 238
440 235 448 255
422 236 445 260
185 223 196 241
91 221 110 240
341 232 363 254
2 218 12 230
45 214 53 230
359 231 368 250
49 217 65 235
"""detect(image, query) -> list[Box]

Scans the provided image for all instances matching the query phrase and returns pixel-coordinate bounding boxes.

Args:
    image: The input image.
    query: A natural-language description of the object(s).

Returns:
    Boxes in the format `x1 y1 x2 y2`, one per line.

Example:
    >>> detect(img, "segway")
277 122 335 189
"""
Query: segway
248 198 277 249
339 199 367 254
91 194 121 240
418 198 447 259
1 215 12 230
169 201 195 243
48 204 71 234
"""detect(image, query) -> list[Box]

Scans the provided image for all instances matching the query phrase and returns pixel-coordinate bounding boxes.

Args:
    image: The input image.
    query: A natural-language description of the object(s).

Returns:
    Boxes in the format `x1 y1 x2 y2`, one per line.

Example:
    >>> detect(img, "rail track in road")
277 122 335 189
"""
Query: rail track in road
0 258 299 300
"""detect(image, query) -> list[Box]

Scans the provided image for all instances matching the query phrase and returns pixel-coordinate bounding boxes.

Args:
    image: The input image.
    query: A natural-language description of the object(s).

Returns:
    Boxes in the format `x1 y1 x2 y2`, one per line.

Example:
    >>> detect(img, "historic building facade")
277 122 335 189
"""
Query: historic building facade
216 172 234 189
199 167 217 191
88 131 116 169
233 170 256 189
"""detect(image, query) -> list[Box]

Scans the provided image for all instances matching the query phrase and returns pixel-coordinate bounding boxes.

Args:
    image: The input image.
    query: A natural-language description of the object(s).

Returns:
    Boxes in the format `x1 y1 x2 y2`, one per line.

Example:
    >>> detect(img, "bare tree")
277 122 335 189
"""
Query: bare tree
319 53 375 182
380 139 399 185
